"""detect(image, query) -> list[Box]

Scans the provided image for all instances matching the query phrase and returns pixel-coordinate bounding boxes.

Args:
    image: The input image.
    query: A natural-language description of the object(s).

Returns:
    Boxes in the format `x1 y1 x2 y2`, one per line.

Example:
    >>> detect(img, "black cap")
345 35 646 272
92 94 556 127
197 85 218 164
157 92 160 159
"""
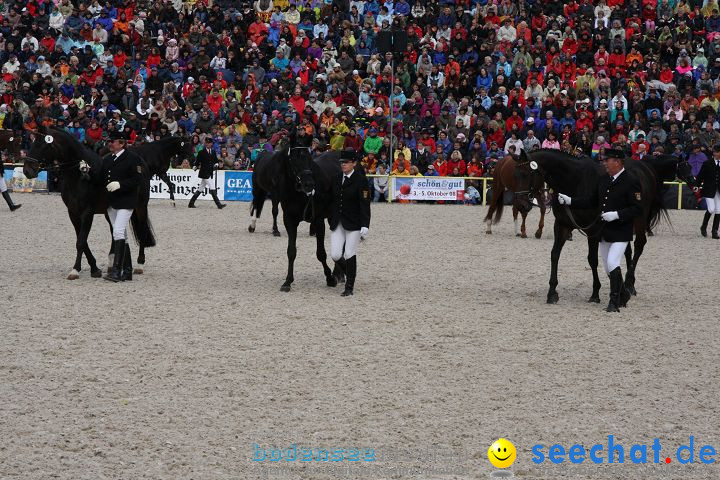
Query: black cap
603 148 625 159
108 129 125 141
713 144 720 152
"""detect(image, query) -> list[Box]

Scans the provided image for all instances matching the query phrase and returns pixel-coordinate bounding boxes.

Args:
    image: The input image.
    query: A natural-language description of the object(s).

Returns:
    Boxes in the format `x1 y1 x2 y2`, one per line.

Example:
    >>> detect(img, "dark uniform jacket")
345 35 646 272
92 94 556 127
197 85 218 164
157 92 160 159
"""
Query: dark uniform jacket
697 158 720 198
571 169 643 242
195 147 218 179
329 169 371 232
101 149 143 210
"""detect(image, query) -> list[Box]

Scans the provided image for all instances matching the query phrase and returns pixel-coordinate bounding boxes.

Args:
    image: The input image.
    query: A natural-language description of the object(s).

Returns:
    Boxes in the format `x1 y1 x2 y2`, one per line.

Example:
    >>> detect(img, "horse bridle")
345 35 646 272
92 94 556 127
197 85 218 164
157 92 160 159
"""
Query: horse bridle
287 146 314 194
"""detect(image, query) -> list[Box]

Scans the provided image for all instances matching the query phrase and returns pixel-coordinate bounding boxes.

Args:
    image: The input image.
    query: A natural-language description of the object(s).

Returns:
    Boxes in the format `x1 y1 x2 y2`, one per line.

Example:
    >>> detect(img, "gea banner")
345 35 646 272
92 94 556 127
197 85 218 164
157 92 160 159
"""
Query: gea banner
150 169 225 200
224 171 253 201
392 177 465 201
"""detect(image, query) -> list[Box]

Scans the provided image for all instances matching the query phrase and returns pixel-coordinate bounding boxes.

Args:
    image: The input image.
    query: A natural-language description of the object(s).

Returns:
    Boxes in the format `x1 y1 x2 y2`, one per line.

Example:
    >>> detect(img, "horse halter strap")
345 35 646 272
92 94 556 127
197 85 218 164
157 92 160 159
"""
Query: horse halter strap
287 146 313 189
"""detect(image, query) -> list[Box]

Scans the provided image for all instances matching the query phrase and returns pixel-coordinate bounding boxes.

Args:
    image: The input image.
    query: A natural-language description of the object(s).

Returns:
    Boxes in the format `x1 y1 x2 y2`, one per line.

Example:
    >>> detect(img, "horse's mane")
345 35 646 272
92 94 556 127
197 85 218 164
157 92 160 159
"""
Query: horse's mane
48 127 103 166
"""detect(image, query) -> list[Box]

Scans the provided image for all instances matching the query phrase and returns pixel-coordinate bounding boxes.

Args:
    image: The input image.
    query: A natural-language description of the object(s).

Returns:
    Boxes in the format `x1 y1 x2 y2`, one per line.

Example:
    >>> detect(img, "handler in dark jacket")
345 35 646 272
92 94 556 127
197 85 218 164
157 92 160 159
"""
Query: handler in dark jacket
329 150 371 296
188 137 226 209
697 144 720 239
102 130 143 282
557 148 643 312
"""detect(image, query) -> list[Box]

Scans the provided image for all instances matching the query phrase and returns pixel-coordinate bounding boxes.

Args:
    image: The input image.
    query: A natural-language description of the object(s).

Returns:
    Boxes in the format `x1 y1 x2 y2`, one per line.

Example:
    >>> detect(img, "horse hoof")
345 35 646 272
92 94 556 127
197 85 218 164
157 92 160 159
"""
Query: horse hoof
280 285 291 292
547 293 559 304
485 231 492 235
67 269 80 280
521 234 527 238
588 296 601 303
133 268 144 275
535 231 542 239
628 286 637 296
248 225 255 233
273 230 281 237
327 276 338 287
91 269 102 278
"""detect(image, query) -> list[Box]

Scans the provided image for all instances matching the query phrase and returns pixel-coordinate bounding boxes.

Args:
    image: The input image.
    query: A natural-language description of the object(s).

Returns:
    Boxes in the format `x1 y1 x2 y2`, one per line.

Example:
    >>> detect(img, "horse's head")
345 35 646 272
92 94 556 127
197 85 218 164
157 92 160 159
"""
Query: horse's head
513 150 545 213
24 127 56 179
675 156 696 187
286 128 315 195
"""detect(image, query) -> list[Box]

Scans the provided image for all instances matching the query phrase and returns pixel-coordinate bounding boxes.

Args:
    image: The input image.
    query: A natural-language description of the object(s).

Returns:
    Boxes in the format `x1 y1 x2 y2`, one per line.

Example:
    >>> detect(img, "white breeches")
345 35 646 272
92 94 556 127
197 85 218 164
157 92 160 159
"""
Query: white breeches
0 176 7 192
108 207 133 241
330 225 361 261
705 192 720 214
196 177 214 191
599 241 628 274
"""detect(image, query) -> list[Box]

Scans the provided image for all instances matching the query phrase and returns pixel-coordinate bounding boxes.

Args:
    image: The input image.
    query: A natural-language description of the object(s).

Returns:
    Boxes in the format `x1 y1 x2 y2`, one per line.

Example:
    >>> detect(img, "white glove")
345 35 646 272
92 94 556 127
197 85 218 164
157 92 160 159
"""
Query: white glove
601 211 619 222
192 166 198 171
360 227 369 239
214 163 219 168
557 193 571 205
106 181 120 192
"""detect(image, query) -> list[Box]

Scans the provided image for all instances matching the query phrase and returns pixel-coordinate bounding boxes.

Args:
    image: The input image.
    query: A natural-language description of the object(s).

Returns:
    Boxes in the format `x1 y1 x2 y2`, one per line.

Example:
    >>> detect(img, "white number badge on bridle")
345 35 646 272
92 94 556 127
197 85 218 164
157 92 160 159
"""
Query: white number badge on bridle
44 135 54 144
8 137 13 142
530 161 538 170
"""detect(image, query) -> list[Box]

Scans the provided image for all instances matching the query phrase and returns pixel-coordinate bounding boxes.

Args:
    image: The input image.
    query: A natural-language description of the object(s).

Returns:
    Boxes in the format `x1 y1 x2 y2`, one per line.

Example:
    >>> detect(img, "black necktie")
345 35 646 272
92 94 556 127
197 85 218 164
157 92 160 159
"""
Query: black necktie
342 175 349 185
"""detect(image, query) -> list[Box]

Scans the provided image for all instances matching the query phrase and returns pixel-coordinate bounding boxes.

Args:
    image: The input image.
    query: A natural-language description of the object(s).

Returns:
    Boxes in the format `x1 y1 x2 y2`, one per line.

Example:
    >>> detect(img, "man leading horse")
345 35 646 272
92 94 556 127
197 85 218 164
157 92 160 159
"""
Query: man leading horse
556 148 643 313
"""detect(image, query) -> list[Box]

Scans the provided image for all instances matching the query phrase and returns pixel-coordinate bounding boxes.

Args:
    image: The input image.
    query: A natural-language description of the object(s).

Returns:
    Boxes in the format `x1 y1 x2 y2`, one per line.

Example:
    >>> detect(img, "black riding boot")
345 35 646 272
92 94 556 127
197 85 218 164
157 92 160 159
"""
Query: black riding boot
606 267 622 313
701 211 711 237
2 191 21 211
188 191 201 208
121 243 132 282
104 239 125 283
712 215 720 239
210 189 226 209
341 255 356 296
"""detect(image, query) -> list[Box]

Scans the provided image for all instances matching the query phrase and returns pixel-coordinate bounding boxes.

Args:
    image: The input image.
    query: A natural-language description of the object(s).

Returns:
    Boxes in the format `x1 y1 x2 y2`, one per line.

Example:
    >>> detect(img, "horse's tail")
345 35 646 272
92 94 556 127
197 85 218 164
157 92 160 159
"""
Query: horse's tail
484 173 505 225
130 209 157 248
647 188 671 231
249 173 267 232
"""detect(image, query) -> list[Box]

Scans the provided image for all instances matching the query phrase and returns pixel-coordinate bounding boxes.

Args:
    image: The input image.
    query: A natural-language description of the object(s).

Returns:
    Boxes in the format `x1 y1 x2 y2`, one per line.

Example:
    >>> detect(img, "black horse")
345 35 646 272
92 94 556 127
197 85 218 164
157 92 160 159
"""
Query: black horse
514 149 667 304
131 136 194 205
249 132 342 291
24 126 156 279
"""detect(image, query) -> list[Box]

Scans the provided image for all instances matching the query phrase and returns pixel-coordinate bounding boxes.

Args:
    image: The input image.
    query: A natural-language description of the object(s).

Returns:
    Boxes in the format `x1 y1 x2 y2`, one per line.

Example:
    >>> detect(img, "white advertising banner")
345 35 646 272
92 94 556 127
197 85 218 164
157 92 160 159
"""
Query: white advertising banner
150 169 225 200
392 177 465 201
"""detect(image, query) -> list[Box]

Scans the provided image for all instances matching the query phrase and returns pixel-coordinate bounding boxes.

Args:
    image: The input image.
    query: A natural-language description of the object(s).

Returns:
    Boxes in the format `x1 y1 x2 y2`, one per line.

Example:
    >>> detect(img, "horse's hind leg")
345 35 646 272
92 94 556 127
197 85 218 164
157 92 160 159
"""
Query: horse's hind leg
272 198 280 236
625 233 646 297
313 218 336 287
587 236 601 303
520 209 528 238
512 207 522 237
105 213 114 273
136 246 145 274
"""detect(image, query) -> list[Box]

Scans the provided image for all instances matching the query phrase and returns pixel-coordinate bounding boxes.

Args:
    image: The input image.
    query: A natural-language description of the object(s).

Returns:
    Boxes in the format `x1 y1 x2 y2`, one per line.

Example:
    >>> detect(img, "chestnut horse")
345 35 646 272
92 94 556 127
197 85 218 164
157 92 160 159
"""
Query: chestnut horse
484 155 547 238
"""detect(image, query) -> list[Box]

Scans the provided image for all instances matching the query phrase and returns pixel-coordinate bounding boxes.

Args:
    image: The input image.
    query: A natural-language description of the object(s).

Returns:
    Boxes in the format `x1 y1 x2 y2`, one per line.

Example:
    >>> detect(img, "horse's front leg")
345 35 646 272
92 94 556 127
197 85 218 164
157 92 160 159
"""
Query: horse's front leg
281 213 298 292
68 213 84 280
159 172 176 206
535 202 546 239
272 198 280 237
512 206 521 236
587 235 601 303
520 209 528 238
80 213 102 278
313 217 336 287
547 221 570 304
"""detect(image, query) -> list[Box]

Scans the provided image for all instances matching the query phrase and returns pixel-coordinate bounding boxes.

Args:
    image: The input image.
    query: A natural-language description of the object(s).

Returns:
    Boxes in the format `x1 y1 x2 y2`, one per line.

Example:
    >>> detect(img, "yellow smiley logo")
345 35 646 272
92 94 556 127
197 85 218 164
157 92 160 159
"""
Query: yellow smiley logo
488 438 517 469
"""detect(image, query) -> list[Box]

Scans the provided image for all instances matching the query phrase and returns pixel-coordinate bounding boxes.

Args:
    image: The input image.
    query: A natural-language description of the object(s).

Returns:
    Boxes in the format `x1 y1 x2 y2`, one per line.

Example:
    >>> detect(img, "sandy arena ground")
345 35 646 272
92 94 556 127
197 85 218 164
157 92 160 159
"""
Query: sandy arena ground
0 192 718 480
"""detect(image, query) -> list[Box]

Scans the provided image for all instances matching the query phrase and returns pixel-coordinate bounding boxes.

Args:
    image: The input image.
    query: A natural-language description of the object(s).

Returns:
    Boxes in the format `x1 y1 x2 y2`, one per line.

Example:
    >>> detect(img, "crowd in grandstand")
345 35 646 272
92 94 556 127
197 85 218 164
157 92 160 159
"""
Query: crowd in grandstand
0 0 717 201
